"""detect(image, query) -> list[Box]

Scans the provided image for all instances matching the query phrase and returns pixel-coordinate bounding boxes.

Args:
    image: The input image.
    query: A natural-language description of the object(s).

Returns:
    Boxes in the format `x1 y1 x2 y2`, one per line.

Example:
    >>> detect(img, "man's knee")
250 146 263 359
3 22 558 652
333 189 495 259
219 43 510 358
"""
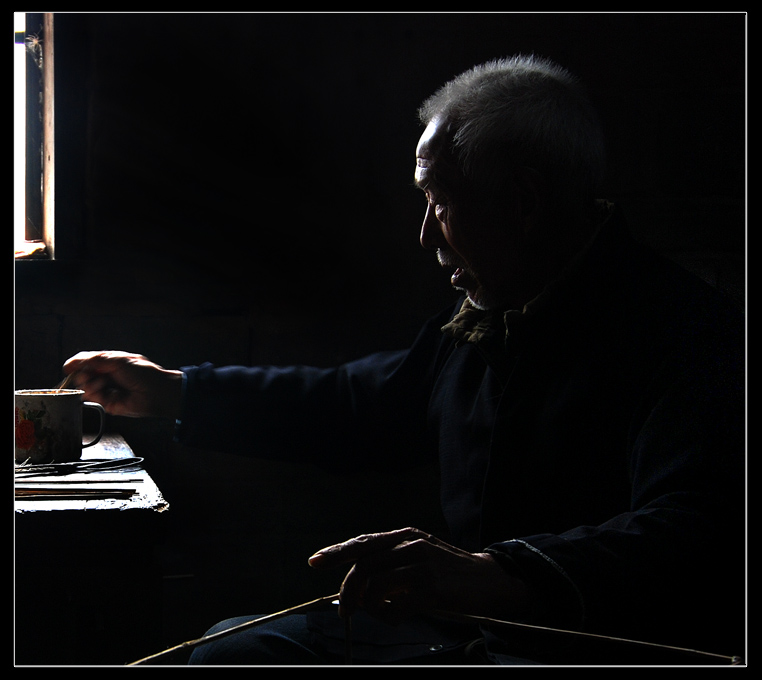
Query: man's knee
188 614 325 665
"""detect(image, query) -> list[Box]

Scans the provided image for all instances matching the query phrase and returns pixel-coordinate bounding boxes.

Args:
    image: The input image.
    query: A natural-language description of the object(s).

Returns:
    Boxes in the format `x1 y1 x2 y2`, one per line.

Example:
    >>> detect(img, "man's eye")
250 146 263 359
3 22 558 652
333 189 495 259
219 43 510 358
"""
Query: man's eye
423 191 449 221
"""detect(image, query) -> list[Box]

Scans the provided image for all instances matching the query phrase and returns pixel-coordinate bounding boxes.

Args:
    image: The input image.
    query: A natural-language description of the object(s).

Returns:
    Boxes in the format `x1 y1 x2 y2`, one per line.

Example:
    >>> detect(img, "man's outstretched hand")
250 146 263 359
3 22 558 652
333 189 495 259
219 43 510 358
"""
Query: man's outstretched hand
63 350 183 419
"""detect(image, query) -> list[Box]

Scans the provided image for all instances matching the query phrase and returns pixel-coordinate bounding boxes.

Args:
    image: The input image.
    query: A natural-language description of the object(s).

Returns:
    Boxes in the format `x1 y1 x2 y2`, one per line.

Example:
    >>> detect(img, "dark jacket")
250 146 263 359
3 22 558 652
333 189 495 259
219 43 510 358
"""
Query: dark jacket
177 208 745 663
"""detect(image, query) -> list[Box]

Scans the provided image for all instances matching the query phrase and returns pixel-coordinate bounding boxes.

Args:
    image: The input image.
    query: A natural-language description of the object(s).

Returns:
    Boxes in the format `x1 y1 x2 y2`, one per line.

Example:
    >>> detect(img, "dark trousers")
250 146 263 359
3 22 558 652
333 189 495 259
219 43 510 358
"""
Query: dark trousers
187 609 508 665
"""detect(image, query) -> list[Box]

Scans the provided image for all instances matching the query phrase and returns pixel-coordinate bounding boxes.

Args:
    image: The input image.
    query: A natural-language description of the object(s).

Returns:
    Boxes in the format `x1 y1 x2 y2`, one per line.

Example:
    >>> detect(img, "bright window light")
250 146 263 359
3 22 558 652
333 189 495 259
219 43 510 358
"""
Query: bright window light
14 12 26 254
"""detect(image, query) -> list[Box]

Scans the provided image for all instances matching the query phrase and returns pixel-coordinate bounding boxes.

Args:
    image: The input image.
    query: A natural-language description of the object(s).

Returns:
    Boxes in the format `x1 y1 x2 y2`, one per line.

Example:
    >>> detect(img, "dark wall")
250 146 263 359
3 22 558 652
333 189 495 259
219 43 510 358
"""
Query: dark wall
16 12 746 386
14 12 746 657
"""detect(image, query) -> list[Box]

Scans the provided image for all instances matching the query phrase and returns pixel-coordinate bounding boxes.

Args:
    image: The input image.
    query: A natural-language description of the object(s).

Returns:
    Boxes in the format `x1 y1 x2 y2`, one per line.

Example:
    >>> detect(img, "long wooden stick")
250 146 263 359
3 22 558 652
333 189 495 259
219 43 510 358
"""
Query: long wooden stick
128 594 743 666
127 593 340 666
431 609 743 665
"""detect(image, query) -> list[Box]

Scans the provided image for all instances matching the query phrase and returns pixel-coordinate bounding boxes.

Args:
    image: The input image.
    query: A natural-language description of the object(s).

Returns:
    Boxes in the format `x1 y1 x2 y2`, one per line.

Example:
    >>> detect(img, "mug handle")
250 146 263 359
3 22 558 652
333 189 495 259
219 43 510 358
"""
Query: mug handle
82 401 106 448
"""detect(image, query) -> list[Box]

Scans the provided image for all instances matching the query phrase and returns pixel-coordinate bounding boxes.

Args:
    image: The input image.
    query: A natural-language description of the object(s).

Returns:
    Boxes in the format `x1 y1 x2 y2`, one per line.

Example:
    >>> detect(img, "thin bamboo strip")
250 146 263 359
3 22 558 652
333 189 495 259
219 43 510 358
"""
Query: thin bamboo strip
127 593 341 665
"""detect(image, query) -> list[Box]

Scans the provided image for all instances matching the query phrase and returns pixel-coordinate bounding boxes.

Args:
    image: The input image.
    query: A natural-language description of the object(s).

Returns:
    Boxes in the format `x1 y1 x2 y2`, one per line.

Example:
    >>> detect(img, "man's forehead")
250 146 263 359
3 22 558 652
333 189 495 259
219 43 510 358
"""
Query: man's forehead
415 117 460 190
416 117 450 160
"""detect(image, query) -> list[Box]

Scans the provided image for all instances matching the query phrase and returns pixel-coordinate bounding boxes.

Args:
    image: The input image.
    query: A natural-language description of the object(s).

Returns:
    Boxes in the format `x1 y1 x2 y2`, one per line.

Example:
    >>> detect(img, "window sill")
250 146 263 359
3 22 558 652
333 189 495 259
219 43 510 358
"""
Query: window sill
14 241 49 260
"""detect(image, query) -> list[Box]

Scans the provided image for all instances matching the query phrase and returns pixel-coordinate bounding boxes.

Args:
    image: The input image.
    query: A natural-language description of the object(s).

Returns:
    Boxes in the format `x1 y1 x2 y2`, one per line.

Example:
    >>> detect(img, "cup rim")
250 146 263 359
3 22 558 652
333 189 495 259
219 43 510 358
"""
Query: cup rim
15 389 85 395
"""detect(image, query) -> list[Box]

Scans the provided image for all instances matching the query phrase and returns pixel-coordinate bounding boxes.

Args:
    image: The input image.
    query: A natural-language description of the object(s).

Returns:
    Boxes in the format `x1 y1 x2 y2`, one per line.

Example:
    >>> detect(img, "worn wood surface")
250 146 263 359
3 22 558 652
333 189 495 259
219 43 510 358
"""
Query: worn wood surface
14 433 169 513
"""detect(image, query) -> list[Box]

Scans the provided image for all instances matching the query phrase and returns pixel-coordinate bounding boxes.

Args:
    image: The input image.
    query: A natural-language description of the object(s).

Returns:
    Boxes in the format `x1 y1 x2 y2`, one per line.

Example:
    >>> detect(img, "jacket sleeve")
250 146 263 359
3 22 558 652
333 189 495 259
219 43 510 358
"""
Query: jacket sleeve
174 304 458 471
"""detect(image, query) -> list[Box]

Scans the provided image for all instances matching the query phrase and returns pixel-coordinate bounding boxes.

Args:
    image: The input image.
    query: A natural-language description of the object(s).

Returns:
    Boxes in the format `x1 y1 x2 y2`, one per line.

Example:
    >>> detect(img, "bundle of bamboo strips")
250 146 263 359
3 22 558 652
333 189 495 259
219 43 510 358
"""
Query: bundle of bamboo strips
14 486 138 500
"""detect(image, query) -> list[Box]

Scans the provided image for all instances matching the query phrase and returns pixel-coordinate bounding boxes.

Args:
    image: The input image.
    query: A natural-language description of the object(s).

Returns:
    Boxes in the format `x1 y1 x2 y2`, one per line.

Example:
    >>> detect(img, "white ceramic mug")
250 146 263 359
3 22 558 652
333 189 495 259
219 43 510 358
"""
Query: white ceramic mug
14 389 106 464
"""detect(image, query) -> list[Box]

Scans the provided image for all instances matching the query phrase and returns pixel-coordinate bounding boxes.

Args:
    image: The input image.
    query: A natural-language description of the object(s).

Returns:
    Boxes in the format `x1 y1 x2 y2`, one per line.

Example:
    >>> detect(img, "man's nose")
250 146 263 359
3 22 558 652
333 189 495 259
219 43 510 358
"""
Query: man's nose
419 205 443 251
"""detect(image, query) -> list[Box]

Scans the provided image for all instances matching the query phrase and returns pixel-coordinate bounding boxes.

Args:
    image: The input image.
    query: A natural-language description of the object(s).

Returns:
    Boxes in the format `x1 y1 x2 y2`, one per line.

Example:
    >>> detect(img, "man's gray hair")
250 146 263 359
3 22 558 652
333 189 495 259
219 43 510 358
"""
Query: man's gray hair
418 55 606 219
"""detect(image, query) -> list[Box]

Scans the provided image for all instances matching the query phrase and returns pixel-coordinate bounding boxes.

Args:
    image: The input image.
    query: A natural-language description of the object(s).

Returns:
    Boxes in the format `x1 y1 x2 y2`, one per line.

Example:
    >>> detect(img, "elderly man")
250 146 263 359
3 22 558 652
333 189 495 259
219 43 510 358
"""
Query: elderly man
64 55 745 665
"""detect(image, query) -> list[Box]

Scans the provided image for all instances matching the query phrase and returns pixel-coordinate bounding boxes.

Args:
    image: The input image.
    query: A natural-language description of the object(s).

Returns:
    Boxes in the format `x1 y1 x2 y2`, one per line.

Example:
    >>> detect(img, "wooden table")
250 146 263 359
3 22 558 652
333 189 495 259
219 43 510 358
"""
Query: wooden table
15 434 170 666
15 433 169 514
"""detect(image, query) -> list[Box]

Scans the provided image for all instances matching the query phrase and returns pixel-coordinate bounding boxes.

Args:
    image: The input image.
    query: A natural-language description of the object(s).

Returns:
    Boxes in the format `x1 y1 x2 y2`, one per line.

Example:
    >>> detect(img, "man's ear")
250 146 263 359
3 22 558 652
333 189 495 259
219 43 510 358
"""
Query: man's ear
512 167 548 234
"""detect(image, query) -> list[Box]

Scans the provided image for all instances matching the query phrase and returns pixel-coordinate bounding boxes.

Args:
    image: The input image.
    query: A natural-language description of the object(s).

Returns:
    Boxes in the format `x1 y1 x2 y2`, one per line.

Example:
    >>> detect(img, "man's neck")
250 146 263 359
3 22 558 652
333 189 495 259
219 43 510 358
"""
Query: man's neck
499 201 612 314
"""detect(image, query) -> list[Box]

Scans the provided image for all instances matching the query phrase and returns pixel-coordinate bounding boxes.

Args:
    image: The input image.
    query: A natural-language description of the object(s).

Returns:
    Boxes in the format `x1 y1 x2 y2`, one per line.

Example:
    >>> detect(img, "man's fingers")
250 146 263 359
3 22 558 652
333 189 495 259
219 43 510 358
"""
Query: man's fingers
345 561 431 619
65 351 145 376
308 527 427 568
70 369 118 400
64 350 113 373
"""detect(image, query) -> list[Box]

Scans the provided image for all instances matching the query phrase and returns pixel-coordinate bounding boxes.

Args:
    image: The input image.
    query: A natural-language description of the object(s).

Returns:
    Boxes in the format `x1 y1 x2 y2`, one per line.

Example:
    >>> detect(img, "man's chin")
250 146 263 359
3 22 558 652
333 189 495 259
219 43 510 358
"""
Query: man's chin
462 286 505 312
460 288 491 311
466 294 489 311
452 276 496 311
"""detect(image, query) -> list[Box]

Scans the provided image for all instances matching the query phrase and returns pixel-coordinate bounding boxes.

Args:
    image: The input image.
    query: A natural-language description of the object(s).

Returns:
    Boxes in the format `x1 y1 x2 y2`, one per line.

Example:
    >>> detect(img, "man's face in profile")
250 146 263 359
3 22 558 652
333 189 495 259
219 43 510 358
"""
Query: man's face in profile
415 117 530 311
